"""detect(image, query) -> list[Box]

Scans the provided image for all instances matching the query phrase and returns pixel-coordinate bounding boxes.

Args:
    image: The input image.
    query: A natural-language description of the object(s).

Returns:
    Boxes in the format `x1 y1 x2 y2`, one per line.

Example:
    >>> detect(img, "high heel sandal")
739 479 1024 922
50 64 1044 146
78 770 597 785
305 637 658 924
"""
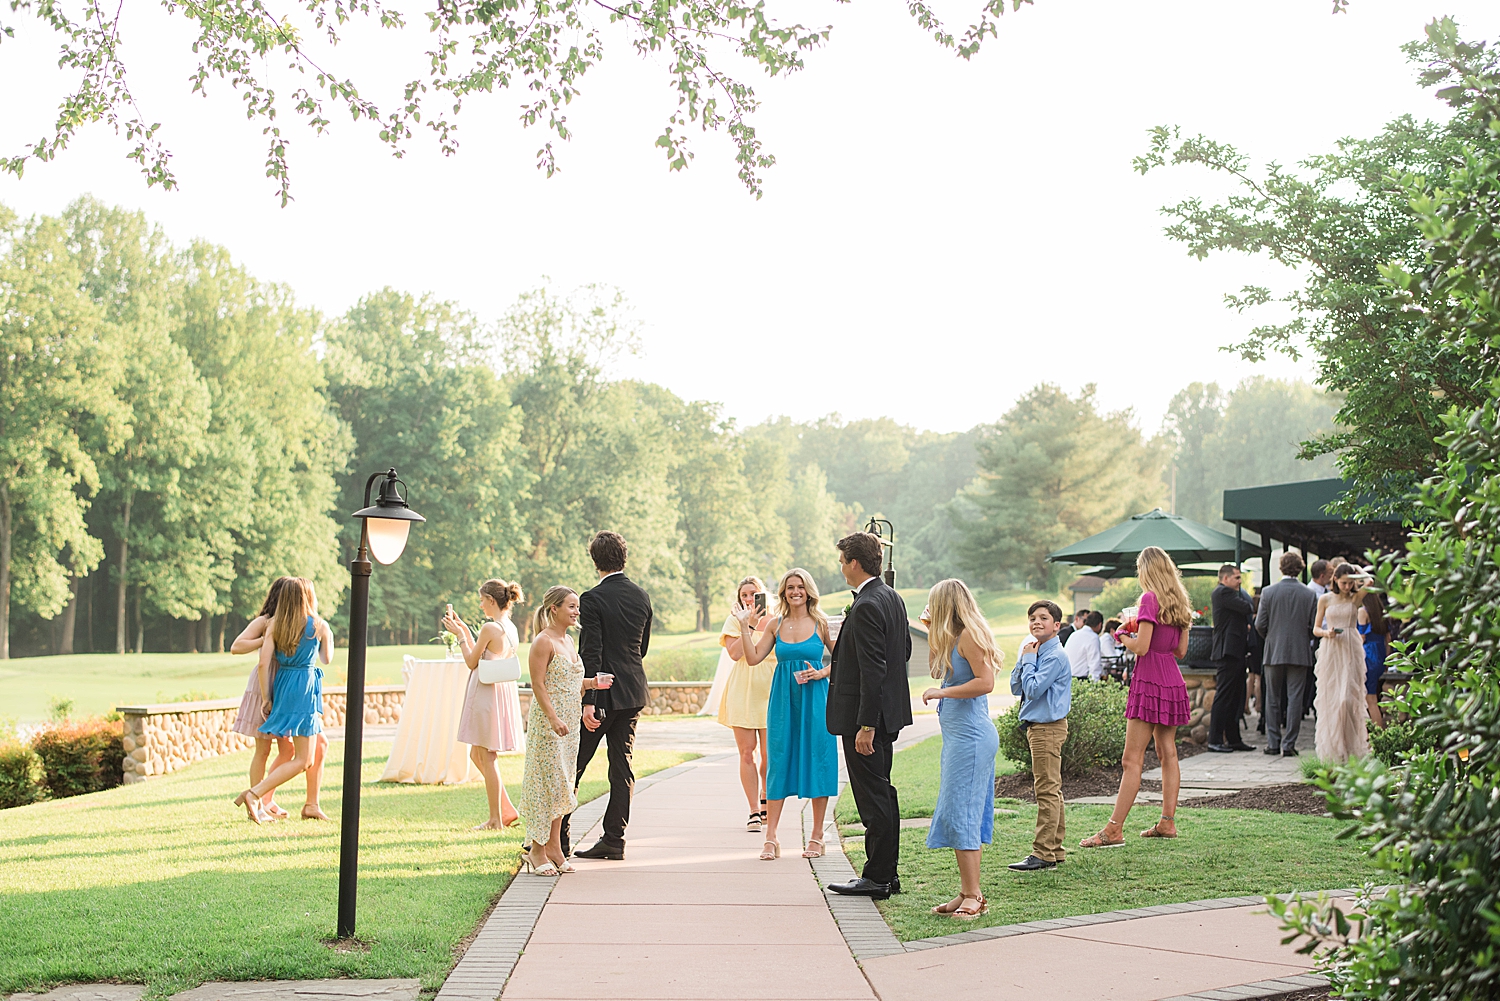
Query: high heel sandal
759 839 780 861
746 812 763 833
801 839 825 859
233 789 264 825
264 801 289 820
521 855 560 876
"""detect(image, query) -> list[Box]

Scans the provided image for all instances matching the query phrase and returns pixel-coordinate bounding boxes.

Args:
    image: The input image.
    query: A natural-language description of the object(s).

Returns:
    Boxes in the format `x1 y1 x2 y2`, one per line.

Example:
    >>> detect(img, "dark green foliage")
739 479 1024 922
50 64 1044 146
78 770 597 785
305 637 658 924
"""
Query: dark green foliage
996 679 1128 777
1366 716 1422 767
0 743 46 809
30 718 123 798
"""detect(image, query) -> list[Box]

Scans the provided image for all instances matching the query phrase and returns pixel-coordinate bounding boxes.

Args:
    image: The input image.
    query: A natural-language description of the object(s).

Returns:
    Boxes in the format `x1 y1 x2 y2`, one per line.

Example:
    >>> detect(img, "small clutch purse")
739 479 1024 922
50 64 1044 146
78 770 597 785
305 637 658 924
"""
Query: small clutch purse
478 654 521 685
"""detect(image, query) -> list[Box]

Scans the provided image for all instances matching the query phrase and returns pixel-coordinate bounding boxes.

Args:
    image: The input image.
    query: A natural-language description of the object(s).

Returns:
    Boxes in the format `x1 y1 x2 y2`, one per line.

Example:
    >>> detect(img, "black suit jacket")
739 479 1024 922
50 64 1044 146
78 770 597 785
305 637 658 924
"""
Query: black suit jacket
1210 584 1254 662
826 578 913 736
578 573 653 713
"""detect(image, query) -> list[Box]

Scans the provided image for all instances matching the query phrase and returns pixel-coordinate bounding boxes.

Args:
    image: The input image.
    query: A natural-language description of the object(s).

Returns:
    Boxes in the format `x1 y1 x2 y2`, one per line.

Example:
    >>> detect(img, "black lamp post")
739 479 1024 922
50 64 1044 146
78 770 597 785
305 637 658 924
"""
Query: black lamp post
338 468 424 940
865 517 895 587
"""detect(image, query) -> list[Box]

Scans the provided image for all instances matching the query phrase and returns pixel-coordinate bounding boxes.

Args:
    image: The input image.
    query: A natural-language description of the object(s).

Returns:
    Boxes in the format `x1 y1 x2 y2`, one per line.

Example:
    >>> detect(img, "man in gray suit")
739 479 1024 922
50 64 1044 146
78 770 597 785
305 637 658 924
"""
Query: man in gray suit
1255 551 1318 756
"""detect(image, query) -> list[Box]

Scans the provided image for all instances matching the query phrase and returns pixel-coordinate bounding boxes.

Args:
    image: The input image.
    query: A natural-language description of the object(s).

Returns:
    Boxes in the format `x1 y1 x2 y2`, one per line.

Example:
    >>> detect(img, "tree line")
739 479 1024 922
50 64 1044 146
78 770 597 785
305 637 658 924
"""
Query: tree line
0 197 1340 658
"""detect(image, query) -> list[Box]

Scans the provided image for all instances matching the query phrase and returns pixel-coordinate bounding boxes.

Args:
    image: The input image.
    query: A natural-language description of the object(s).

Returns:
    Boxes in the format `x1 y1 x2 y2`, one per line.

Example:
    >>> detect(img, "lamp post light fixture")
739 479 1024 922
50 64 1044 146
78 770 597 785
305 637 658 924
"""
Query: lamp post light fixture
865 517 895 587
337 468 424 940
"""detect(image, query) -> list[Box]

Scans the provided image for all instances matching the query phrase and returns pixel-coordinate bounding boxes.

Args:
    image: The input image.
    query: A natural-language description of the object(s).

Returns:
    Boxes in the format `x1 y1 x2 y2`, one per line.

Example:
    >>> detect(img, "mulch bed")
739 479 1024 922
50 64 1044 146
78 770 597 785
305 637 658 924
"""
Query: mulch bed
1268 990 1328 1001
995 740 1208 803
1181 782 1333 815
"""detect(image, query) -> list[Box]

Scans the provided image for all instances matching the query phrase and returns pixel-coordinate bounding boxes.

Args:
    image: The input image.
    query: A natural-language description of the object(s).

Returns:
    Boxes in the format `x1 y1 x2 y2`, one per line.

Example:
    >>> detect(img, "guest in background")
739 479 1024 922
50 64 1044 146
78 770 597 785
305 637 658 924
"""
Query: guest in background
1058 609 1087 648
230 577 296 821
234 578 334 824
1065 610 1104 681
921 579 999 919
1247 592 1265 732
1308 559 1333 596
736 568 838 861
443 578 526 831
1256 552 1318 757
1207 564 1255 753
717 576 775 833
1080 547 1192 848
1313 565 1373 762
1361 588 1389 727
1008 600 1072 871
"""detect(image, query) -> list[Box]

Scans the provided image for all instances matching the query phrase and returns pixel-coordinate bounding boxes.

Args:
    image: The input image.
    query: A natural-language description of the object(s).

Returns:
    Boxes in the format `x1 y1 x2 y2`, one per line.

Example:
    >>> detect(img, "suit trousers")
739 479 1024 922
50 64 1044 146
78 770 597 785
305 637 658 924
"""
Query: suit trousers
561 705 640 854
841 729 900 885
1209 656 1247 746
1262 664 1309 752
1026 719 1068 862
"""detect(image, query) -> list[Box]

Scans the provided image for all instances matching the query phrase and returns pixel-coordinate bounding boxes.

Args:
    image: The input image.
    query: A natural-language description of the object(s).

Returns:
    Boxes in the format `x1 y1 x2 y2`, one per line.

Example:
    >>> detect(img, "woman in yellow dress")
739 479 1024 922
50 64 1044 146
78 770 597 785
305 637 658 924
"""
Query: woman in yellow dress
718 576 775 832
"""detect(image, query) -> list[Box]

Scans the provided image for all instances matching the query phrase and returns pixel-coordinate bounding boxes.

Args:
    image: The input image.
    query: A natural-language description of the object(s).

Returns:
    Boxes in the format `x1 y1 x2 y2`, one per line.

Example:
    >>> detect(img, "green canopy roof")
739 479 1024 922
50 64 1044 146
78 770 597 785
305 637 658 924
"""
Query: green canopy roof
1048 508 1242 569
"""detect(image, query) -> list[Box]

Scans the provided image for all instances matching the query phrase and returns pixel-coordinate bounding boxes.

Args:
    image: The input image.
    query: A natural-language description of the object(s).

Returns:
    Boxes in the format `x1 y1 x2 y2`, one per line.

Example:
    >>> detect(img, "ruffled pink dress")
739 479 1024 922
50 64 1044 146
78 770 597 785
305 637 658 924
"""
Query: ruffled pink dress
1125 591 1190 726
457 618 526 753
232 660 275 738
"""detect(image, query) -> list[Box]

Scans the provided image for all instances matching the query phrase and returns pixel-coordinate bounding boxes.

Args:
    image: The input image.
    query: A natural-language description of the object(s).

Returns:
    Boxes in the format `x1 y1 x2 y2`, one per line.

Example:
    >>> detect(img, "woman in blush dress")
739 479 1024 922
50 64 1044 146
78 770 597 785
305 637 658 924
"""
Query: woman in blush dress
1080 546 1192 847
735 568 838 862
1313 564 1373 763
921 579 1000 920
442 578 526 830
717 576 775 833
229 577 295 822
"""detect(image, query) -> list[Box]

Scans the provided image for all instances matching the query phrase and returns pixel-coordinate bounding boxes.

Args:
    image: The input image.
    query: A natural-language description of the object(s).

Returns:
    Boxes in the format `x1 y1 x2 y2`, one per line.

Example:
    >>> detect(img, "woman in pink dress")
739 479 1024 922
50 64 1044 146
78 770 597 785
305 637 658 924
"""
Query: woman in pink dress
1080 546 1192 847
442 578 525 830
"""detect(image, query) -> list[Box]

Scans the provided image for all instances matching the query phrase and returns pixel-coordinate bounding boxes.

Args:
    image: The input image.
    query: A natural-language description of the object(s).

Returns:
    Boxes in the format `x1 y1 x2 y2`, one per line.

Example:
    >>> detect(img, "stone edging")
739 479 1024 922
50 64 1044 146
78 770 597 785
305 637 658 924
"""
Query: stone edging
805 791 905 960
1157 973 1330 1001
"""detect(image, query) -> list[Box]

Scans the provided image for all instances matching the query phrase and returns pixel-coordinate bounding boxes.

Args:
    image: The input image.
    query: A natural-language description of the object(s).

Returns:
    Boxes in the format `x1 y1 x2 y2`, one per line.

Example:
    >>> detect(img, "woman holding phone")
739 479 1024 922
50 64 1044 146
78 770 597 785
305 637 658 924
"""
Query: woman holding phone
735 568 838 862
717 576 775 832
1312 564 1372 763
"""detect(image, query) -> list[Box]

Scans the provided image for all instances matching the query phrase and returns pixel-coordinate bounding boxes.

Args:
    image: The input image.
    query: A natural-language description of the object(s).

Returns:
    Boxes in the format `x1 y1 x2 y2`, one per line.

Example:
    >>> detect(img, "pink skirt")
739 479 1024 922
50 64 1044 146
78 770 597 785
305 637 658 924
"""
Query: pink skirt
458 673 525 753
1126 652 1191 726
232 663 276 738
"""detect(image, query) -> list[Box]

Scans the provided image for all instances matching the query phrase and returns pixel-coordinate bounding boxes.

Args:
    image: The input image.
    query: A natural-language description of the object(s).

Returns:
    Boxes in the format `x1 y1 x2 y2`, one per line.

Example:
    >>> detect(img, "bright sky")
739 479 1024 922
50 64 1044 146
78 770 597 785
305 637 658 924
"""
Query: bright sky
3 1 1497 435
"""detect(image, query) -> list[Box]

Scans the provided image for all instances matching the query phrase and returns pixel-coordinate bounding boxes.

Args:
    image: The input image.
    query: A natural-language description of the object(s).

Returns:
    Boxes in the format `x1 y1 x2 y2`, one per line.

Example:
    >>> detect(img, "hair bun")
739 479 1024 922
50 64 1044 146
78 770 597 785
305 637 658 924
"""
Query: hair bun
507 582 525 604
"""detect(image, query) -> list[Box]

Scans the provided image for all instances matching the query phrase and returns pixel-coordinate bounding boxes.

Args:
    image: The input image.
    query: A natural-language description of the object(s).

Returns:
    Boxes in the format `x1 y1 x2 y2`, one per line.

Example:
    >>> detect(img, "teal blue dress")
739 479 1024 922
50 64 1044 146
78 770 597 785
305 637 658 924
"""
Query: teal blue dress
926 650 998 850
258 616 324 738
765 627 839 800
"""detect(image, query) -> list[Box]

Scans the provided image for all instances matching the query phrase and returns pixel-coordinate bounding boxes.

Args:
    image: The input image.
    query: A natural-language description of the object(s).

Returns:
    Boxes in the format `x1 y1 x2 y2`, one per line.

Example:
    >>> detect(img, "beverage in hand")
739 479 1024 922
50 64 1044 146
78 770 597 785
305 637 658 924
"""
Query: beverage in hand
596 673 614 690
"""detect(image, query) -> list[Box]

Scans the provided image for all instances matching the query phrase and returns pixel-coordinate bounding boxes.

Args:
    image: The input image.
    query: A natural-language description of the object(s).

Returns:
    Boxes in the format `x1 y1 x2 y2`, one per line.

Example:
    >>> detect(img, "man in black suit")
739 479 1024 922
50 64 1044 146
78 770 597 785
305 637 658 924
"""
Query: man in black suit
826 531 913 900
1207 564 1255 752
563 531 653 860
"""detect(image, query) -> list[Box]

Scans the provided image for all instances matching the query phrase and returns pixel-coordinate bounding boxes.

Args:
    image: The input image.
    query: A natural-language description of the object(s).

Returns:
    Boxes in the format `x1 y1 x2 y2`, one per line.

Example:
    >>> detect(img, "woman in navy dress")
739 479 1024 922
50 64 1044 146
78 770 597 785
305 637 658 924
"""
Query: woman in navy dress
234 577 333 824
735 568 839 862
921 579 1000 920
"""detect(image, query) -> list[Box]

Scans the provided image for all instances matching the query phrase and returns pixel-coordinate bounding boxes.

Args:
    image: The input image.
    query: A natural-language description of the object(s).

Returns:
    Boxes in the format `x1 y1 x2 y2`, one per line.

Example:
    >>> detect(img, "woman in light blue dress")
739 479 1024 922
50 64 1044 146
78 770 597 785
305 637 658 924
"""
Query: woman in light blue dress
736 567 839 862
921 578 1000 920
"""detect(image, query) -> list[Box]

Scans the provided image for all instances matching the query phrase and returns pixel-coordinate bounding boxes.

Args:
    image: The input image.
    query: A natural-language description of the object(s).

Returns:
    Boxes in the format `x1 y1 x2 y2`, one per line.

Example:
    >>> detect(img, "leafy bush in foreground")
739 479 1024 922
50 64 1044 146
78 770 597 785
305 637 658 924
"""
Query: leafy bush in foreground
996 679 1128 777
30 719 124 799
0 743 47 809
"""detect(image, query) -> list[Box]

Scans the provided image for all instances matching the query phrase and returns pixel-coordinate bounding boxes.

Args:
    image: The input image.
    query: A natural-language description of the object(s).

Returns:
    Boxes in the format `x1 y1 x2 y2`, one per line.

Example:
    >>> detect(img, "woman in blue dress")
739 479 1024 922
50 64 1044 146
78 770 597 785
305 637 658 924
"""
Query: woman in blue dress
234 577 333 824
920 578 1000 920
735 567 839 862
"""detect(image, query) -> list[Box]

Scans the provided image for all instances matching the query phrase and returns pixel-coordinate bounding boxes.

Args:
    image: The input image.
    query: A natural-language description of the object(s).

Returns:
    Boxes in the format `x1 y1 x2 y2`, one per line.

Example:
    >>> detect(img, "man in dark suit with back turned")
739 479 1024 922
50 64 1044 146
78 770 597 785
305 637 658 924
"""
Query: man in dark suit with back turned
1207 564 1256 752
826 531 913 900
562 530 653 860
1255 551 1318 758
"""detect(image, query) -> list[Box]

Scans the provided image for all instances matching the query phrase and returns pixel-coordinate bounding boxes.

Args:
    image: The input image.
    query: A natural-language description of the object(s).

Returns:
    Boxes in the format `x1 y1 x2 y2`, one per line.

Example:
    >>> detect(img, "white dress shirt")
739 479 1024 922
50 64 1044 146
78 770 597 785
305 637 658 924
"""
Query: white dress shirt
1065 626 1103 680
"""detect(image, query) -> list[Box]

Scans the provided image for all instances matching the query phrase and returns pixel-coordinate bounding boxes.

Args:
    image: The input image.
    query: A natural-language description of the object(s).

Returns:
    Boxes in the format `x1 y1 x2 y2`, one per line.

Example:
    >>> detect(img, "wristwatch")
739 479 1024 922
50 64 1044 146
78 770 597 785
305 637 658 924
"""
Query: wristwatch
859 725 875 733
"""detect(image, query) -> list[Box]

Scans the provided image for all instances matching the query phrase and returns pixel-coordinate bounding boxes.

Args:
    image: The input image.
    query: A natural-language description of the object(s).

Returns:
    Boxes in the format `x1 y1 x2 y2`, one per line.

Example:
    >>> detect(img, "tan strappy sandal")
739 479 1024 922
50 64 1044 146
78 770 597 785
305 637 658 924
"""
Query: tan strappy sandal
801 839 825 858
760 839 780 860
953 893 988 919
1141 815 1178 839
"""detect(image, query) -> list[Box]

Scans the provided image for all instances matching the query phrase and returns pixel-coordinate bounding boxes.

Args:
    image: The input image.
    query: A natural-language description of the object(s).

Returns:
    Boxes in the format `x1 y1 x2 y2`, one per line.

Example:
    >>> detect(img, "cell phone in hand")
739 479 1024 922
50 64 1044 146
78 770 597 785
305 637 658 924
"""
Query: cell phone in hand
754 592 767 614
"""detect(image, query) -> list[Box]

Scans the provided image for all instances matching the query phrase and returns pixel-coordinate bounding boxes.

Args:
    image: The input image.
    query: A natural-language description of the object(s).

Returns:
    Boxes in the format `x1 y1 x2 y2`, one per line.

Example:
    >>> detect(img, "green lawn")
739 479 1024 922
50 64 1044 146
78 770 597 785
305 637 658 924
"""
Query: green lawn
0 740 695 997
839 736 1381 941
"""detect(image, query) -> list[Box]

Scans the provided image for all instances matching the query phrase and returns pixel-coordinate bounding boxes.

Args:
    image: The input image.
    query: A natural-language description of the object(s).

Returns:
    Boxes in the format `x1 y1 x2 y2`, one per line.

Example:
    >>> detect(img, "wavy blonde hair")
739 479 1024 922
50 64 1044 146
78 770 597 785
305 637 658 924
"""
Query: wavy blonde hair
776 568 828 633
530 585 577 634
926 579 1000 680
1137 546 1193 630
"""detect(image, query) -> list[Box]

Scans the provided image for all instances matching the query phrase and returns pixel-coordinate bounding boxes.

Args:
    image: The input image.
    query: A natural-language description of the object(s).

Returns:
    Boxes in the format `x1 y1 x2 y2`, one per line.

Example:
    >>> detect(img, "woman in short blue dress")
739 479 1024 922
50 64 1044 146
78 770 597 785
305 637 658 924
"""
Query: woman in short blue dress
921 579 1000 920
736 567 839 862
234 577 333 824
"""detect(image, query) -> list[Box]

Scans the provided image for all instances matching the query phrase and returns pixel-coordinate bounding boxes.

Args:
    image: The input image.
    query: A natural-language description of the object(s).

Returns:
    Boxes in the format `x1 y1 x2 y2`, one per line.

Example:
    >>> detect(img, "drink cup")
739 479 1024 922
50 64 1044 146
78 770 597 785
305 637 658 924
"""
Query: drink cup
596 672 614 690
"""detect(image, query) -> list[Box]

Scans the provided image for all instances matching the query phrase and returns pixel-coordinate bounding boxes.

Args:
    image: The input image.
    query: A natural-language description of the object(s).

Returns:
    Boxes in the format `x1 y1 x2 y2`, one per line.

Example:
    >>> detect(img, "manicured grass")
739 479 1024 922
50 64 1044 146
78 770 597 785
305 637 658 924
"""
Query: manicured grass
835 735 1020 826
0 740 695 997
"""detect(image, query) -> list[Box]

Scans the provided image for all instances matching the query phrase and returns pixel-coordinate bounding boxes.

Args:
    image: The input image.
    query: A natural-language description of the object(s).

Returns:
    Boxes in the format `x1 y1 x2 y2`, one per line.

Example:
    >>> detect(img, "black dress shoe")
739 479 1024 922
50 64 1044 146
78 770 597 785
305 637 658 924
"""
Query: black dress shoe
827 877 891 899
1263 746 1282 755
1007 854 1058 872
573 841 624 860
888 876 902 894
1282 748 1299 757
1228 743 1256 752
1207 743 1234 753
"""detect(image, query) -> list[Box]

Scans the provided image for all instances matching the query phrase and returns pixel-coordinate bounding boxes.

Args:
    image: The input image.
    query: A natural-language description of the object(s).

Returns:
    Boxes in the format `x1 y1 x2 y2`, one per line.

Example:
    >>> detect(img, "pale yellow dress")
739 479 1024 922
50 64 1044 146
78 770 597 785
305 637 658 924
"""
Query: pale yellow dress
521 648 583 848
716 614 774 730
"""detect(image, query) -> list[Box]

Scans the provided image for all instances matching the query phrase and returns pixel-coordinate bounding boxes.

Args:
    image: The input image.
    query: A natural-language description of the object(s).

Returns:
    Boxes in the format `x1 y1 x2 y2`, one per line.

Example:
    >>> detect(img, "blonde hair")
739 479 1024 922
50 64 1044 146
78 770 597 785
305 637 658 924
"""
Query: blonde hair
776 568 828 634
530 585 577 634
479 577 525 612
271 578 315 655
1136 546 1193 630
926 579 1000 680
733 575 767 608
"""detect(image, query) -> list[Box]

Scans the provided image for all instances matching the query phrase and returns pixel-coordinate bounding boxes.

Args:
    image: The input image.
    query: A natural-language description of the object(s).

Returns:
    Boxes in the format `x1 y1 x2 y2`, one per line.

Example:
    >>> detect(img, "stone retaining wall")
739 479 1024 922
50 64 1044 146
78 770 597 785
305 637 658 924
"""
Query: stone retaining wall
516 681 713 725
118 685 405 784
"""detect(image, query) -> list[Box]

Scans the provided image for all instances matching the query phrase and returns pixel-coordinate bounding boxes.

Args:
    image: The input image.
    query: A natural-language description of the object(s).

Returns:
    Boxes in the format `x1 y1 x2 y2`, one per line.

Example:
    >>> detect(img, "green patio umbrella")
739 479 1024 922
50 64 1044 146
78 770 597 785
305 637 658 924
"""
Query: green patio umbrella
1048 508 1242 572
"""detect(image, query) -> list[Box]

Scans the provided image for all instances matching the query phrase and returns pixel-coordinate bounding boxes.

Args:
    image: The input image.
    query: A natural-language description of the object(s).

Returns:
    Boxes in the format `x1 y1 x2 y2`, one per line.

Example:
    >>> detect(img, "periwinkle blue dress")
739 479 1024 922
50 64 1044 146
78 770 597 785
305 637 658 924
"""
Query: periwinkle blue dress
926 650 999 851
258 617 325 738
765 628 839 801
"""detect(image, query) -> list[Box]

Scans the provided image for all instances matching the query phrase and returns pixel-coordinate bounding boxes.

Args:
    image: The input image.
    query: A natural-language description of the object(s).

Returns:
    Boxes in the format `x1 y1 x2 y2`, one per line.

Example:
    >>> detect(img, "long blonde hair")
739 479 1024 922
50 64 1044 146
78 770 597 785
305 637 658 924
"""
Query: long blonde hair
272 578 315 655
1137 546 1193 630
732 575 767 608
530 585 577 635
776 568 828 633
926 578 1000 680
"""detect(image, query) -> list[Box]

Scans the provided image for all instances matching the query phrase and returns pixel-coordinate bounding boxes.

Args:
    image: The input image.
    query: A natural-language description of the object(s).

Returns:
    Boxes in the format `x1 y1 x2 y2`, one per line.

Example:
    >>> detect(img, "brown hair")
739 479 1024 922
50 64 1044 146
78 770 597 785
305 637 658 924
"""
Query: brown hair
479 578 525 612
1027 599 1063 623
1280 551 1305 577
257 576 294 618
1137 546 1193 630
530 585 577 634
271 578 315 655
836 532 883 578
1332 563 1367 596
589 531 628 574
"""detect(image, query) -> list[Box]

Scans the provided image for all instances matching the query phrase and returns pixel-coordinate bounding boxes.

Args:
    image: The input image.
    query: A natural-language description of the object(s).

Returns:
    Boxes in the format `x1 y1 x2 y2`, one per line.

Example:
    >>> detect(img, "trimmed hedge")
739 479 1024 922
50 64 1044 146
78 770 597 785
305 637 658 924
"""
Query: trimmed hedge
996 679 1130 777
30 718 124 799
0 743 47 809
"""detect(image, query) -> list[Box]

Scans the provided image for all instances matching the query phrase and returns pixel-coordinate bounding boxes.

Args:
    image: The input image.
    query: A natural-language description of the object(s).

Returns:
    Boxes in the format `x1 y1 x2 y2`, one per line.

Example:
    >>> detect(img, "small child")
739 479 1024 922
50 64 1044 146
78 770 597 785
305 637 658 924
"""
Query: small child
1008 600 1073 871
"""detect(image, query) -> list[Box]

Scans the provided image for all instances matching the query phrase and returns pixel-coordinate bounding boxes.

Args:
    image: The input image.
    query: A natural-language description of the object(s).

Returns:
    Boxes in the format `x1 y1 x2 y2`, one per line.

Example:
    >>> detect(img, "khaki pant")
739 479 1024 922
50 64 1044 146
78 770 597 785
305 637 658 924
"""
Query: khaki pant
1026 719 1069 862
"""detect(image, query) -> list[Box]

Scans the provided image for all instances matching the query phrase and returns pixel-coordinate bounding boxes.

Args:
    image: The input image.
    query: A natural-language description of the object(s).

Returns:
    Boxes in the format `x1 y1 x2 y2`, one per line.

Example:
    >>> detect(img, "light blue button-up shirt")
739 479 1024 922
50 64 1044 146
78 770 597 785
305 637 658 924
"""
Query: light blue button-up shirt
1010 635 1072 724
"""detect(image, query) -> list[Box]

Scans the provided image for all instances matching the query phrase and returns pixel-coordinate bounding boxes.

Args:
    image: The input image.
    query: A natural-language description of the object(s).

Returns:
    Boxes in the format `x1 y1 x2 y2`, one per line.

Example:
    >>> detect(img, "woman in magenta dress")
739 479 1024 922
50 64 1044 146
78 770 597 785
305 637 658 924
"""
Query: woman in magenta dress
1080 546 1192 847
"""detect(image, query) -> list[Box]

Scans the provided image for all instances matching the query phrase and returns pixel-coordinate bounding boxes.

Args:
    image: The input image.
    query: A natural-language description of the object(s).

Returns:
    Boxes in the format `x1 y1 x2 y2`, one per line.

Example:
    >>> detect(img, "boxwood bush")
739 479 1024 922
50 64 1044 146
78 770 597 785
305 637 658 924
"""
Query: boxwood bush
996 679 1129 777
31 718 124 798
0 742 47 809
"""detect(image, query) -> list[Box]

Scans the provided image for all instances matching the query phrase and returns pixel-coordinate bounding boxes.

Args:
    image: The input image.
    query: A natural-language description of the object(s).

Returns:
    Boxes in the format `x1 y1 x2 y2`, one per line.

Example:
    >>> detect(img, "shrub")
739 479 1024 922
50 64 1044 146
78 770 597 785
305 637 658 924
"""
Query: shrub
31 718 124 799
996 679 1129 777
643 648 719 682
0 742 47 810
1093 579 1142 620
1367 716 1423 767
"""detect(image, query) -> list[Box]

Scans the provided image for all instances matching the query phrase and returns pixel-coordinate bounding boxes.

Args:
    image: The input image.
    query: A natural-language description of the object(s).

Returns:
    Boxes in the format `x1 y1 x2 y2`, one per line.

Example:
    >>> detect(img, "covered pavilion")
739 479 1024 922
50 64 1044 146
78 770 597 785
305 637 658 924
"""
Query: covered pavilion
1221 477 1410 583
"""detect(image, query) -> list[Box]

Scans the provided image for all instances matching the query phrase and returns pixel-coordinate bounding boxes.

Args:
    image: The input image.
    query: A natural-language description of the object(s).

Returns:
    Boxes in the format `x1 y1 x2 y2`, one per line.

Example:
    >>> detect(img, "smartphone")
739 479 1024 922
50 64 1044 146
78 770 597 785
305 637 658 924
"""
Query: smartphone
446 603 453 615
754 592 767 614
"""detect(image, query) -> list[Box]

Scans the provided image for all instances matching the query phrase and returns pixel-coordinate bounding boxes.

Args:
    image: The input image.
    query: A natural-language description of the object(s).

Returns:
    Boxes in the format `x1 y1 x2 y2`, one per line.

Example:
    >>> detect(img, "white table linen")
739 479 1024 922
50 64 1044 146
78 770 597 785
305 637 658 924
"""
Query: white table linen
380 656 475 784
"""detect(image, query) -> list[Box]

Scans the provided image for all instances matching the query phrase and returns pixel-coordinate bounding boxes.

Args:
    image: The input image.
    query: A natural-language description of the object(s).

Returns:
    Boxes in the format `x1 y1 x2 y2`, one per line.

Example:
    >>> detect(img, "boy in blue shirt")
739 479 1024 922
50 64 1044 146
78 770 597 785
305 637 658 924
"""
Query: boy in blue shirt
1008 600 1073 872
